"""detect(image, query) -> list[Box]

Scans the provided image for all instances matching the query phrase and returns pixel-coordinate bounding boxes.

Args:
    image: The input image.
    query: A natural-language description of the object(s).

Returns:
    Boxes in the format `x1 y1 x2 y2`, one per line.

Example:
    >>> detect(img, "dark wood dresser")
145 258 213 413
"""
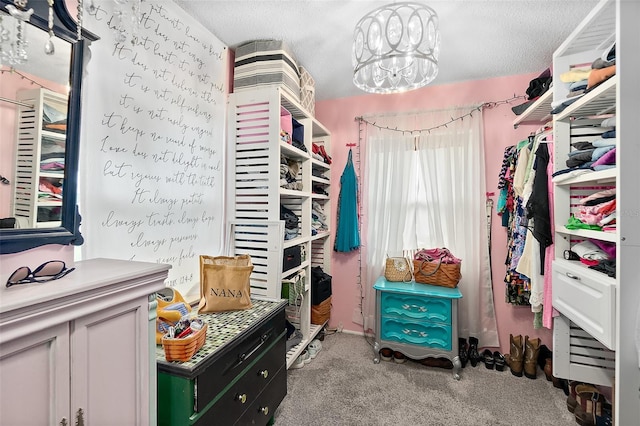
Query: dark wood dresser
157 299 287 425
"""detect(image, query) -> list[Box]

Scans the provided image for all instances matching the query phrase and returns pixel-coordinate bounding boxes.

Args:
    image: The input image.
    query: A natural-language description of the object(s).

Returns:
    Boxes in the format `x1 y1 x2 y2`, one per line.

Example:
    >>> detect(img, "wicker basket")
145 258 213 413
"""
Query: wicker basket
311 296 331 325
384 257 413 282
413 259 461 288
162 323 208 362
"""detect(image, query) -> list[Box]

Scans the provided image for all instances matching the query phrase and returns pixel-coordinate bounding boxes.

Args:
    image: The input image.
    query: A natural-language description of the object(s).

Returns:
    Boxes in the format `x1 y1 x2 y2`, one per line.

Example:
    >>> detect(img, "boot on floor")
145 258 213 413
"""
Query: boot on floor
458 337 469 368
467 336 481 367
524 335 541 379
508 334 524 377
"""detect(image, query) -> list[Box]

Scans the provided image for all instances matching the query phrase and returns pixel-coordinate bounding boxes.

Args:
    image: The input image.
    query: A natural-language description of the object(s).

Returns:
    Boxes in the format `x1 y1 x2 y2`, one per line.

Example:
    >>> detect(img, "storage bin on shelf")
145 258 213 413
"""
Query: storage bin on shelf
233 39 301 101
300 66 315 116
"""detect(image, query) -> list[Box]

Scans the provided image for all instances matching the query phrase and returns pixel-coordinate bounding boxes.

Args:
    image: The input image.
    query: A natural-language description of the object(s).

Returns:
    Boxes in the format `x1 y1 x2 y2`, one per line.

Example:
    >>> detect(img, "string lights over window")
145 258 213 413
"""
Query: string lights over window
352 2 440 94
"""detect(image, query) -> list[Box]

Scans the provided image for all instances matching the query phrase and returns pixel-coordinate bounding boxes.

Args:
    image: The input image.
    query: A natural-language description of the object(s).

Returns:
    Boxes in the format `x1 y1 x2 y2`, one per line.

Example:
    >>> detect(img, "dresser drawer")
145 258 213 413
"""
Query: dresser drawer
552 260 616 349
194 336 286 426
234 366 287 426
195 310 285 410
380 292 451 324
380 317 452 350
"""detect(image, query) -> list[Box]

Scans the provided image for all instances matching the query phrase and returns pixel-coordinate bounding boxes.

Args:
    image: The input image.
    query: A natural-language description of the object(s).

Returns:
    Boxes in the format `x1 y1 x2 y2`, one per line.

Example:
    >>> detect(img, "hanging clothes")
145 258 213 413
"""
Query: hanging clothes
498 140 531 305
334 149 360 252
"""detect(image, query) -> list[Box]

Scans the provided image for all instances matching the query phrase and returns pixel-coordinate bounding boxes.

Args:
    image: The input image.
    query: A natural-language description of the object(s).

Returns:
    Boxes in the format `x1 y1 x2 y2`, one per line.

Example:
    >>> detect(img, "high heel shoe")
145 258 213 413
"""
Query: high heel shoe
318 144 332 164
467 336 481 367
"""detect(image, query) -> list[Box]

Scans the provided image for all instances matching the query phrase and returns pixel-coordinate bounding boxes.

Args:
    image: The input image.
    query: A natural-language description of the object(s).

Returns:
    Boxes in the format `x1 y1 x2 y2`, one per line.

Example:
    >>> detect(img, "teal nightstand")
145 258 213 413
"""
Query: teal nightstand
373 276 463 380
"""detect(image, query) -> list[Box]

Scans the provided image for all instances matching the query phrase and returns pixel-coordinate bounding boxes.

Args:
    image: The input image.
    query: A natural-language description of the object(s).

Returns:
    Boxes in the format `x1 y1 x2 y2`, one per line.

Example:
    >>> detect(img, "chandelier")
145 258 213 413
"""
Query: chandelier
352 2 440 94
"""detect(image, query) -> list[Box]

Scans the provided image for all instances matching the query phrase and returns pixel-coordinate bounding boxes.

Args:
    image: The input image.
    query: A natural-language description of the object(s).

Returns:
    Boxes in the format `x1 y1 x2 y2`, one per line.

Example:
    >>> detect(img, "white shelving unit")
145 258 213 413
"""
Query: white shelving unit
227 86 332 369
12 88 68 228
550 0 640 423
512 89 553 128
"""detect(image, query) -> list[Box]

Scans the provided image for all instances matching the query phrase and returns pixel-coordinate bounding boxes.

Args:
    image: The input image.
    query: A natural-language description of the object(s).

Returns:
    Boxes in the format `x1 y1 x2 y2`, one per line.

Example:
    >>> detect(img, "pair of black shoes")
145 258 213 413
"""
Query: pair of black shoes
481 349 506 371
459 337 506 370
459 337 482 368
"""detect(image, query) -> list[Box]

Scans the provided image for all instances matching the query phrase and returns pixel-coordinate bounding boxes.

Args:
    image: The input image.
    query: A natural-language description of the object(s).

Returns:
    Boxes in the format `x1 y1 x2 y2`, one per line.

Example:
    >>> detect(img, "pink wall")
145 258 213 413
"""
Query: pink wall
316 73 554 354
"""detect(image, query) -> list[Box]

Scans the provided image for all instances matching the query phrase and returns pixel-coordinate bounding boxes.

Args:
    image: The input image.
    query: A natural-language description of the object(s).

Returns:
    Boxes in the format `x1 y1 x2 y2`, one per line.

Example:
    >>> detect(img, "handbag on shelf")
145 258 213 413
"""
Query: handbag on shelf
198 254 253 313
384 256 413 283
413 247 462 288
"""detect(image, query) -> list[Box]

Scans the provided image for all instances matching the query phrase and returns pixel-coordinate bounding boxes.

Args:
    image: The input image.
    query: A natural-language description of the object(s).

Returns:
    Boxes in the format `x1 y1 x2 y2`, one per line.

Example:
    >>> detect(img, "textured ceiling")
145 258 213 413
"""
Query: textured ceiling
175 0 599 101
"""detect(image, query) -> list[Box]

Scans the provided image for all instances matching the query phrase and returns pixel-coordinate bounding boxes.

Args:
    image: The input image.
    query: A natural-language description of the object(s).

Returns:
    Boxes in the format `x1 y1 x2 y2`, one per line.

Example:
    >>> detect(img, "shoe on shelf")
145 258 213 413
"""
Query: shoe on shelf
393 351 406 364
493 351 506 371
318 145 332 164
482 349 495 369
467 336 481 367
290 354 305 369
379 348 393 362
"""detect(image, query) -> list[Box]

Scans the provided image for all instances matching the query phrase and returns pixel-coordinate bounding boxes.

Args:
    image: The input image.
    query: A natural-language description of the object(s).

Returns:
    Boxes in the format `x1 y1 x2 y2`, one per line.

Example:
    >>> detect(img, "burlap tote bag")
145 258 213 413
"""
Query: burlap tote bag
198 254 253 313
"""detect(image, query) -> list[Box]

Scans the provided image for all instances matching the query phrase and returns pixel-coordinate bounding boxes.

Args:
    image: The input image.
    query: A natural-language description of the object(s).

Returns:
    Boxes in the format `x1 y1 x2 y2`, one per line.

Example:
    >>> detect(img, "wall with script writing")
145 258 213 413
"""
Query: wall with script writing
80 0 227 296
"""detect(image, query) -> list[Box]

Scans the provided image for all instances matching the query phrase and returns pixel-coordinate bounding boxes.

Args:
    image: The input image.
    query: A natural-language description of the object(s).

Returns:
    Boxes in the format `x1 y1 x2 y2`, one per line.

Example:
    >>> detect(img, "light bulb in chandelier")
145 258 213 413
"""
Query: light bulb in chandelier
45 0 55 55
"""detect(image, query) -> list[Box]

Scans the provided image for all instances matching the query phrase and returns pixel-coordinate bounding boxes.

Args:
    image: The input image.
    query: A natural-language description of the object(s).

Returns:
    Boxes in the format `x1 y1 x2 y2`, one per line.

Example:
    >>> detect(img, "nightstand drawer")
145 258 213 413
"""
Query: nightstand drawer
380 317 452 350
381 292 452 324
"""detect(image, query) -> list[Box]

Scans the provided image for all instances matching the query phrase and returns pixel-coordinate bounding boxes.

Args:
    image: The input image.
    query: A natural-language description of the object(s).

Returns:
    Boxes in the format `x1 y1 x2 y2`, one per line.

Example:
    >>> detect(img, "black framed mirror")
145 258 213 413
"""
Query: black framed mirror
0 0 98 254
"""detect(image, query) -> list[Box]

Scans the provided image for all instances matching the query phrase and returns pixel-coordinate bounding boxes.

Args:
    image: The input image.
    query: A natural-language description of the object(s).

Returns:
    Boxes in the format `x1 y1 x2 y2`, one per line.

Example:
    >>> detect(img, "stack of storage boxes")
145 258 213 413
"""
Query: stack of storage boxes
233 39 301 101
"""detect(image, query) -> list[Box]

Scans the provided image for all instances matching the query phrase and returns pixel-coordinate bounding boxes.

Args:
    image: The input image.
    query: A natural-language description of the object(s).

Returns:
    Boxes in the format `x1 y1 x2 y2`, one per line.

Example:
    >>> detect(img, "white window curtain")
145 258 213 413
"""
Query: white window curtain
362 107 499 347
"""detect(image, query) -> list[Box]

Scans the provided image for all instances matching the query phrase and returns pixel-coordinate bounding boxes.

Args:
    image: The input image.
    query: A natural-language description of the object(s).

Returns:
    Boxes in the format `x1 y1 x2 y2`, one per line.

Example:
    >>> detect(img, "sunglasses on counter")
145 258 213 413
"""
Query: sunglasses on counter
6 260 75 288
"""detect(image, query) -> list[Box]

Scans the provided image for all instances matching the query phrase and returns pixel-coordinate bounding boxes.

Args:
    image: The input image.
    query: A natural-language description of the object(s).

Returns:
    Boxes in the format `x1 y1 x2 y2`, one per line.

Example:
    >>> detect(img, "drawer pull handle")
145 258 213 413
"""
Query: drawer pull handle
402 328 428 337
401 304 428 312
260 406 269 416
233 332 271 369
259 369 269 379
565 273 581 280
236 393 247 404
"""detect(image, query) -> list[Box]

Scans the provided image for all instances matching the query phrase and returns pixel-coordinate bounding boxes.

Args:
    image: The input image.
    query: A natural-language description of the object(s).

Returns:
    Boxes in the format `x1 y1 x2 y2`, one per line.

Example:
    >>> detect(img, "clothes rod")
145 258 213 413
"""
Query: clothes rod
0 96 33 108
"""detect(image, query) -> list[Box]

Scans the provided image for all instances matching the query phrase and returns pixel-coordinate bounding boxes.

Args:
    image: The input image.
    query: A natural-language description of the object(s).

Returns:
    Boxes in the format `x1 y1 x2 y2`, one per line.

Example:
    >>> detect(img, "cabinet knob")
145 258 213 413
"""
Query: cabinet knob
236 393 247 404
260 406 269 416
259 369 269 379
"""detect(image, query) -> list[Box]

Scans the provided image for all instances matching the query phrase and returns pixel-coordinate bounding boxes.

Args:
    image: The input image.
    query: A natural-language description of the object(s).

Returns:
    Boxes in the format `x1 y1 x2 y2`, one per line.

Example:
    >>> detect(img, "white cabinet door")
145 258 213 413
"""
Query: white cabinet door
0 323 70 426
70 297 150 426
